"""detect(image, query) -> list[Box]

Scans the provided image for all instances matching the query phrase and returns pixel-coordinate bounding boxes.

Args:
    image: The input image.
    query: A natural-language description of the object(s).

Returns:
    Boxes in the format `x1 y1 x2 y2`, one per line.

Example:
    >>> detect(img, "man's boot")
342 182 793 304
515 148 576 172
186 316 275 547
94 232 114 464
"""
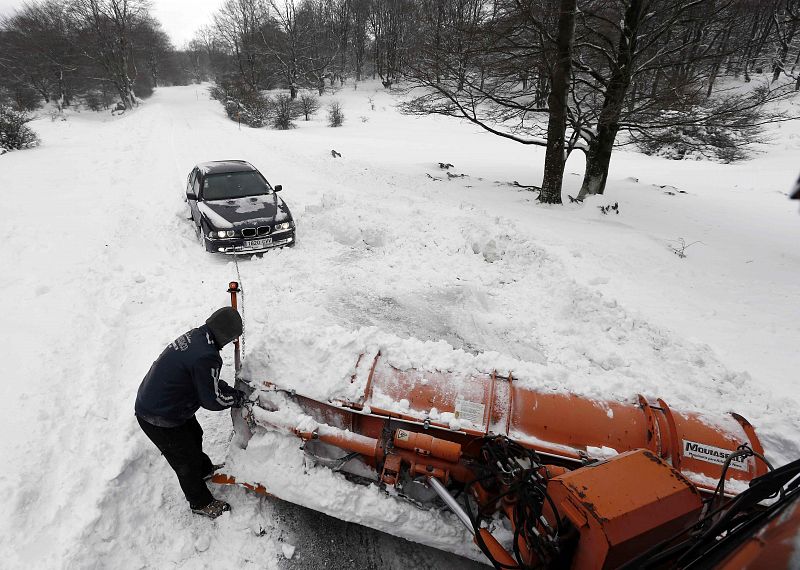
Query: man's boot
192 499 231 519
203 463 225 482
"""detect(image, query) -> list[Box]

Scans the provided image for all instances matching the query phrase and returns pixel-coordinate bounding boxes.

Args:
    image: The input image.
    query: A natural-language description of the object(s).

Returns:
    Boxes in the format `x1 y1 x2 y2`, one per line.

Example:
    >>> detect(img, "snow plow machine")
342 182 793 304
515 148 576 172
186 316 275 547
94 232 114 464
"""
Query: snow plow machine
214 283 800 569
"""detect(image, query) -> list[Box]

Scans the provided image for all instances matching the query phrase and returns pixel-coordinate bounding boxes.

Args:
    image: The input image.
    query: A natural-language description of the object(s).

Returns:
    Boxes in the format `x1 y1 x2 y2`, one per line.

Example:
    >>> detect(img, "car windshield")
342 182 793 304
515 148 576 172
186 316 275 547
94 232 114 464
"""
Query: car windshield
203 171 272 200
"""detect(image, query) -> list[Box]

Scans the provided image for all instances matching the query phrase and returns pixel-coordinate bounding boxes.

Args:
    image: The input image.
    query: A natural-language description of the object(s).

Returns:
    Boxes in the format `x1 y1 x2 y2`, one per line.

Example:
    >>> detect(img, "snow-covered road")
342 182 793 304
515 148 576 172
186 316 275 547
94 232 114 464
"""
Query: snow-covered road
1 83 798 568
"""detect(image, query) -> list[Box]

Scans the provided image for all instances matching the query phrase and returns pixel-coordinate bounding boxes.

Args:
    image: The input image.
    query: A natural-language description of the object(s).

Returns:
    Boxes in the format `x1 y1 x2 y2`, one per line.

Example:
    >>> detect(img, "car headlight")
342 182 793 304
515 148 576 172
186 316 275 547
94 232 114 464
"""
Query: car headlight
208 230 218 238
209 230 235 238
224 230 235 237
275 222 292 230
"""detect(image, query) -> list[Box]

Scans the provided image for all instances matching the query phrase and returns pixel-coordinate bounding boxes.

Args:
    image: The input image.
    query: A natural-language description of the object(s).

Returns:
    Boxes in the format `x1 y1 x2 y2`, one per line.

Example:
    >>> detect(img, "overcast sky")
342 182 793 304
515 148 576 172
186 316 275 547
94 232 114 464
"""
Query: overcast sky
0 0 221 47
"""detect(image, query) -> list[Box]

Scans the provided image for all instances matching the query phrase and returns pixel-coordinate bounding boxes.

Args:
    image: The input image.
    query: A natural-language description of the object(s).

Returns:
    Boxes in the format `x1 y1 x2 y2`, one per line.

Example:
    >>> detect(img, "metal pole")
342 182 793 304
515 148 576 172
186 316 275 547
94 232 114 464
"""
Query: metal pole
228 281 241 375
426 476 474 535
427 477 519 566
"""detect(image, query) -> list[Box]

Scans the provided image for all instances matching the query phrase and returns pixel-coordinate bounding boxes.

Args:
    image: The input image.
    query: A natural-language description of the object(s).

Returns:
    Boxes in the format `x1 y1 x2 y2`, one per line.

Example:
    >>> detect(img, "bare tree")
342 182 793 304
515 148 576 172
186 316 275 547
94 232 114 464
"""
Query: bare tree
371 0 412 86
214 0 270 92
0 1 78 106
772 0 800 83
298 91 320 118
401 0 579 203
134 17 173 88
296 0 338 95
573 0 798 198
246 0 306 98
541 0 578 203
69 0 151 109
350 0 370 80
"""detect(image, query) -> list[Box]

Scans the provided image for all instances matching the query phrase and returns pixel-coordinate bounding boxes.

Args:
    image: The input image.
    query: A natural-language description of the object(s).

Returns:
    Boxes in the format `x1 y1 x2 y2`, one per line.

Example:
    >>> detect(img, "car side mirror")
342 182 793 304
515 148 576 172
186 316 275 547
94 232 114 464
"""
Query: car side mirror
274 185 282 192
186 192 197 200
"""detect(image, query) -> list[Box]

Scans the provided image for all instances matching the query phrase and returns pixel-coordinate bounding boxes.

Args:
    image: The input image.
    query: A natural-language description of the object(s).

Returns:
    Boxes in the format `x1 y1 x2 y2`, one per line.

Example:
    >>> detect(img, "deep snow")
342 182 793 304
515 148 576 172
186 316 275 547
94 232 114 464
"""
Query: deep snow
0 81 798 568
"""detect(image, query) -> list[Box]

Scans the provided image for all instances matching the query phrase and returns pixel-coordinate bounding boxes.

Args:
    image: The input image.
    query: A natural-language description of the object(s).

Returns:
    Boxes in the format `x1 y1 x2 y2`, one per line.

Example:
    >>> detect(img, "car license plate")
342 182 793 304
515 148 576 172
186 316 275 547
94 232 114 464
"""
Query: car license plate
245 238 272 248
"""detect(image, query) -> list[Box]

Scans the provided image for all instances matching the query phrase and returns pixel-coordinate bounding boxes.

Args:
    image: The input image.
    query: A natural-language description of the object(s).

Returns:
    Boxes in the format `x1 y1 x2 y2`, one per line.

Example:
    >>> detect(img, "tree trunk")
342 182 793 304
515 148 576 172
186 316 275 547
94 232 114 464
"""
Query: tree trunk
773 21 797 81
707 27 731 97
578 0 644 199
57 68 66 108
578 124 619 198
539 0 577 205
791 45 800 73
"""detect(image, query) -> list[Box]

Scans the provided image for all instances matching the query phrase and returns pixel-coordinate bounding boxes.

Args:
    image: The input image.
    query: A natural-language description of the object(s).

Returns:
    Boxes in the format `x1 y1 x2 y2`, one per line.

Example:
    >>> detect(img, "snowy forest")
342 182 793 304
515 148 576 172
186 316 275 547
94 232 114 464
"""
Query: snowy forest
2 1 800 202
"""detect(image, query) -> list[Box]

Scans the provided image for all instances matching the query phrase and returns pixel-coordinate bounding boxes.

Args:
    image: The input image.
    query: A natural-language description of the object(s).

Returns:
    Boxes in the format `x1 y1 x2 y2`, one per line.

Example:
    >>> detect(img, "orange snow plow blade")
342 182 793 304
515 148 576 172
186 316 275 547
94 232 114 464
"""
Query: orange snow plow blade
317 352 766 489
214 284 800 569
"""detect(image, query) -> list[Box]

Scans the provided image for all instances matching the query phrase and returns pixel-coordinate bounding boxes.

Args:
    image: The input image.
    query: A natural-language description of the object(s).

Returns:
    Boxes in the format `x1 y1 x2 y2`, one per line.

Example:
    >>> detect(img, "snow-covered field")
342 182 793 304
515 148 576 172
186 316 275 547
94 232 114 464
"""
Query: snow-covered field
1 82 798 568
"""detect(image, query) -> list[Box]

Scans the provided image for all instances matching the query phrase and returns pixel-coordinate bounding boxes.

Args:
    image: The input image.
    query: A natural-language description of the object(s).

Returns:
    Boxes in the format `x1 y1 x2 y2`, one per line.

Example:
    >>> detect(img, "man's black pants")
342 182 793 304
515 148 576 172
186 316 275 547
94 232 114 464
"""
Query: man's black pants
137 415 215 509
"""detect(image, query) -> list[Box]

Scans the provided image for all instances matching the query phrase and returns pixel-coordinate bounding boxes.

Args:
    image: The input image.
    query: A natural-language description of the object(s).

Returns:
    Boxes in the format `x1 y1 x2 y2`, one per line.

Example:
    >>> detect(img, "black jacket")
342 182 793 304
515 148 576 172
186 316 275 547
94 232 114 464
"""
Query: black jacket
135 324 240 427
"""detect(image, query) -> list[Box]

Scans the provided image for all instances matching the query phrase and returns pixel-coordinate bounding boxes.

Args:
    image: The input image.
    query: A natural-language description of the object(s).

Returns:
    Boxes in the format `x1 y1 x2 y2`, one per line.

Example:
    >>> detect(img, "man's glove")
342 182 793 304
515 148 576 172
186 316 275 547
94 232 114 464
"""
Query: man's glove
232 390 248 408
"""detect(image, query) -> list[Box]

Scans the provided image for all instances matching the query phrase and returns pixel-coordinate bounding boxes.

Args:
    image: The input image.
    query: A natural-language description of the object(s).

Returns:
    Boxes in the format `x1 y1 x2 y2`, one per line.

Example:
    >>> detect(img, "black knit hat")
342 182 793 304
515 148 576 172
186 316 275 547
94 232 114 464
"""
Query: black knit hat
205 307 242 347
791 173 800 200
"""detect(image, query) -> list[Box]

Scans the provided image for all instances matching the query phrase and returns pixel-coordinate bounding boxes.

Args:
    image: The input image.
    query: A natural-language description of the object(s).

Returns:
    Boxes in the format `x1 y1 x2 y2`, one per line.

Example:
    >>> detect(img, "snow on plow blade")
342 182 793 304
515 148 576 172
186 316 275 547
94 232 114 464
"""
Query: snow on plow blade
244 352 766 489
214 352 778 568
213 285 789 568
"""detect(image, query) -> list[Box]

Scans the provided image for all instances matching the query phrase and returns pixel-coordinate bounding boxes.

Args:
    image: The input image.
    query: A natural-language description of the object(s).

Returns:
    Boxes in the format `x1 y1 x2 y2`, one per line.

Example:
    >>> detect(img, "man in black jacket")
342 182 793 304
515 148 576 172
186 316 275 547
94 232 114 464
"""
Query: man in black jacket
135 307 247 519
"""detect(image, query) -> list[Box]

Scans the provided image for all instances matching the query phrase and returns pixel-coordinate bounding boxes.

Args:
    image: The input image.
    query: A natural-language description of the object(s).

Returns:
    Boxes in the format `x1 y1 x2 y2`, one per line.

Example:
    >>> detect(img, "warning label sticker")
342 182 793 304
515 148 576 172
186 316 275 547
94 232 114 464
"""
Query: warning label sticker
454 398 485 426
396 429 410 442
682 440 749 472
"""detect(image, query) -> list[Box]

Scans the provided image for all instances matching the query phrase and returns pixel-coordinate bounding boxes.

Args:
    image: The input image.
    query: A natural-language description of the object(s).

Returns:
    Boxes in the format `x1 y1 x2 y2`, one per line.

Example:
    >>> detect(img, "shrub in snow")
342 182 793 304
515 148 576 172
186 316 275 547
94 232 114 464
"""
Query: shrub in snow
327 101 344 127
667 238 702 259
211 80 272 128
208 83 226 102
84 92 102 112
10 86 40 112
245 93 273 128
636 124 751 163
272 94 300 130
83 90 115 112
135 77 154 100
298 92 320 121
0 105 40 151
633 92 768 163
599 202 619 215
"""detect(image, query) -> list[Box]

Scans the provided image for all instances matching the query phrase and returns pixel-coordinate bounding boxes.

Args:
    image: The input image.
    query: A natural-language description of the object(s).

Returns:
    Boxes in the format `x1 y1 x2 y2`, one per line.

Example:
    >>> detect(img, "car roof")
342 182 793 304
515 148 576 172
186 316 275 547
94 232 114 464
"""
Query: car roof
196 160 256 175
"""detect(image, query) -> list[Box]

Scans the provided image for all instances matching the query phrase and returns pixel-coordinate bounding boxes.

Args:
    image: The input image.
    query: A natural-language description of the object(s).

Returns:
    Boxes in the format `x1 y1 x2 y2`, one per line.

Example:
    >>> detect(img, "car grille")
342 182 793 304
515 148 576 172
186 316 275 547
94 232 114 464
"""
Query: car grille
241 226 272 238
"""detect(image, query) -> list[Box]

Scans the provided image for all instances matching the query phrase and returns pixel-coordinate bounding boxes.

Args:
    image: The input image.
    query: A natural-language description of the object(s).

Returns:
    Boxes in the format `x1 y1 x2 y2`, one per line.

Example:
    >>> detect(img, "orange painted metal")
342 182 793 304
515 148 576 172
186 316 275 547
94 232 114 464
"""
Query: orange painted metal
217 378 768 568
476 528 518 567
210 473 271 497
312 427 381 459
731 412 769 478
380 454 402 485
547 450 704 569
336 355 764 490
716 495 800 569
393 429 462 463
248 404 382 460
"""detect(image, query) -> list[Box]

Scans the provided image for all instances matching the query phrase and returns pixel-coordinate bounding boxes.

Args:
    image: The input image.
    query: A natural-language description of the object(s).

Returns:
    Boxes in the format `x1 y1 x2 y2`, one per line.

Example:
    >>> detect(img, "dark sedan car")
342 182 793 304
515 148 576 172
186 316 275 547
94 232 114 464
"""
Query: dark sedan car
186 160 295 254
